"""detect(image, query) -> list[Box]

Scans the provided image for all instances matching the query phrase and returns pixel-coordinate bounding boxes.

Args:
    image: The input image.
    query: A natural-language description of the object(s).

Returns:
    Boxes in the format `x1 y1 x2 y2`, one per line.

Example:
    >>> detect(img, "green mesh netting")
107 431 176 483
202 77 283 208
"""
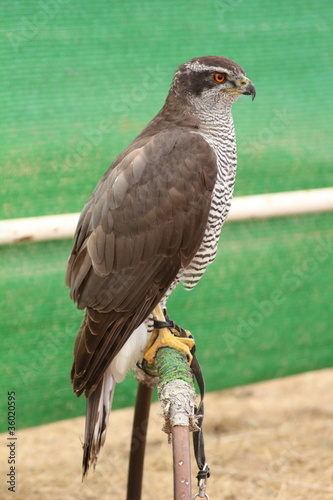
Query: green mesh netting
1 0 332 430
2 0 332 219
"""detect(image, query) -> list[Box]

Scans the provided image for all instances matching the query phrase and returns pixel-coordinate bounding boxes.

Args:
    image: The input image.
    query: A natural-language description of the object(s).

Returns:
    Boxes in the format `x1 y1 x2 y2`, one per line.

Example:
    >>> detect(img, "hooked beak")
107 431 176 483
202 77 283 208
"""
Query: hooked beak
239 77 256 101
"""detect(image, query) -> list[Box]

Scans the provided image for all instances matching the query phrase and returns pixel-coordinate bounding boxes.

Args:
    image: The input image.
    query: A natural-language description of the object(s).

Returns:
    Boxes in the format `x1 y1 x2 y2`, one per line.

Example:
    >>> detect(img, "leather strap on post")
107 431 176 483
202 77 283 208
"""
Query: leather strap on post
190 353 211 487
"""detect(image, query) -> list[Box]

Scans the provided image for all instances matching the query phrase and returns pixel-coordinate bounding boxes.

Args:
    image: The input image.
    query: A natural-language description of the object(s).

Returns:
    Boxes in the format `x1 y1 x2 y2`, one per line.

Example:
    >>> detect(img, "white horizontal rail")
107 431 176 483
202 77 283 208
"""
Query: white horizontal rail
0 213 80 245
0 187 332 245
228 187 333 220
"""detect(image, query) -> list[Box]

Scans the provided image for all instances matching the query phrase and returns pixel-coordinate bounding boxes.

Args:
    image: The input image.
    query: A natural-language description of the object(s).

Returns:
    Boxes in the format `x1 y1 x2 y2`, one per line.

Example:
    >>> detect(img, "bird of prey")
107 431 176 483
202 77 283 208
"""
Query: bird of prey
66 55 255 476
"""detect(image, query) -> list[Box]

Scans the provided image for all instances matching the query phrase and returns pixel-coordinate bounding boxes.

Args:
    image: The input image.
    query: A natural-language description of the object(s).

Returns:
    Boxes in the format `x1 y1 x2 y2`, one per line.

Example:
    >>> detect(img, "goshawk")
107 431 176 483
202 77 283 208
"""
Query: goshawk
66 55 256 475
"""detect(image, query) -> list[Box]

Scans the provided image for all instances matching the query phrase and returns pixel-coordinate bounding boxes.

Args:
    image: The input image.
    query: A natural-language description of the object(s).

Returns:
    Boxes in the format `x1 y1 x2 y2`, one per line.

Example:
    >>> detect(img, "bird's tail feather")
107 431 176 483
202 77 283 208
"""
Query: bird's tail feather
82 371 115 478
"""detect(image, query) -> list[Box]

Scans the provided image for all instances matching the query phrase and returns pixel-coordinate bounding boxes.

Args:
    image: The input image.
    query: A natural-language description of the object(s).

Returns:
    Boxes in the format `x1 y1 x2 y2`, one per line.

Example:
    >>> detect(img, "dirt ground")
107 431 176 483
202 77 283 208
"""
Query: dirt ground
2 369 333 500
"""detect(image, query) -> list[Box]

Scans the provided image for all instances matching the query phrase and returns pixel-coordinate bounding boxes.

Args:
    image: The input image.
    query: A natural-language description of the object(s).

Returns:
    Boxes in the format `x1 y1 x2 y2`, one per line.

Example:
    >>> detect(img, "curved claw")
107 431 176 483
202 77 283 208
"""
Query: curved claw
144 327 195 366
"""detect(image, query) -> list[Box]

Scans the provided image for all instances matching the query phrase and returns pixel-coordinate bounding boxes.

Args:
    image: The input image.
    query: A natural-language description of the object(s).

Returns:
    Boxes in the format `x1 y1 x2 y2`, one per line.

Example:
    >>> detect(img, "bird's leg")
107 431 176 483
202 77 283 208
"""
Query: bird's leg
143 304 195 366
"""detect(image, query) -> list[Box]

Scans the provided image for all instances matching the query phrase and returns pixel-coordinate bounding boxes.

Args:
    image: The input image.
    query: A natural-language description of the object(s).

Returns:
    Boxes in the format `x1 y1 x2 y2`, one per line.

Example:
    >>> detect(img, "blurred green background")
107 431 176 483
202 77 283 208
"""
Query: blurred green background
1 0 332 431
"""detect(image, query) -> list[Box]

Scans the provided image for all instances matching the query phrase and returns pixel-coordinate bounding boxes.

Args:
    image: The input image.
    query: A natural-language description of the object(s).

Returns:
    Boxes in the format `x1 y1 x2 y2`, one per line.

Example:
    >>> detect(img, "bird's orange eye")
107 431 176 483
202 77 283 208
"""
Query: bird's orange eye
214 73 226 83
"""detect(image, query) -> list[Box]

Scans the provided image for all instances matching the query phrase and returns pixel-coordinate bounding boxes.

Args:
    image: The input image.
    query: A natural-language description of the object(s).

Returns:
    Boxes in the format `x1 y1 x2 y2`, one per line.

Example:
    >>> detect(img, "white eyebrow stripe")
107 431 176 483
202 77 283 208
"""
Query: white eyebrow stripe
184 61 232 73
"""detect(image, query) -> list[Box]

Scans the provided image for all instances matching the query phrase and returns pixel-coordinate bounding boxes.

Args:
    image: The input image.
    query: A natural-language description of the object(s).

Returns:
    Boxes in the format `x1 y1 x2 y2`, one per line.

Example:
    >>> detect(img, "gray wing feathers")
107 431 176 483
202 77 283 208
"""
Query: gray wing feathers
67 129 217 396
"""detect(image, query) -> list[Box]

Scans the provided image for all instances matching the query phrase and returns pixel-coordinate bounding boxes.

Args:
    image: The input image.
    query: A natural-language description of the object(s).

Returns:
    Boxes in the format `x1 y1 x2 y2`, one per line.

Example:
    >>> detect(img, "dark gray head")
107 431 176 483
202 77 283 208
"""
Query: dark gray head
169 55 256 110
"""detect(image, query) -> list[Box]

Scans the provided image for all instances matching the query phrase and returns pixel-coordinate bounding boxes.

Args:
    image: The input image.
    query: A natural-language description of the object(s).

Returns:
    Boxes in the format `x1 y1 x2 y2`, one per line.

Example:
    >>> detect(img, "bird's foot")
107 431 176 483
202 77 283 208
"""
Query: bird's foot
143 305 195 366
144 327 195 366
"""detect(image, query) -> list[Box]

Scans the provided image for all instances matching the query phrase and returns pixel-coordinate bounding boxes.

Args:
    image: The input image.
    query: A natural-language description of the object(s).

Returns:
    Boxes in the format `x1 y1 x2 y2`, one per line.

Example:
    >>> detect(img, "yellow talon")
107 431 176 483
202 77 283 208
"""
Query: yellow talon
143 305 195 366
144 327 194 365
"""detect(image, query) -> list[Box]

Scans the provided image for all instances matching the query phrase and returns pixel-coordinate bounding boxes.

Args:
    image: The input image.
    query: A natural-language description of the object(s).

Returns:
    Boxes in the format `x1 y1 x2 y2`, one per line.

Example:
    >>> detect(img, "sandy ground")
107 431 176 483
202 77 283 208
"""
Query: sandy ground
1 369 333 500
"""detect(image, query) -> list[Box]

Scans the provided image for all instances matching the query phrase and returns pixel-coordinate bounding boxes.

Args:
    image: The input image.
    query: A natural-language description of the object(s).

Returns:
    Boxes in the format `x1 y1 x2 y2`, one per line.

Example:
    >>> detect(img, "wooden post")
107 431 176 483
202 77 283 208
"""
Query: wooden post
126 382 153 500
172 425 192 499
126 341 197 499
156 347 197 500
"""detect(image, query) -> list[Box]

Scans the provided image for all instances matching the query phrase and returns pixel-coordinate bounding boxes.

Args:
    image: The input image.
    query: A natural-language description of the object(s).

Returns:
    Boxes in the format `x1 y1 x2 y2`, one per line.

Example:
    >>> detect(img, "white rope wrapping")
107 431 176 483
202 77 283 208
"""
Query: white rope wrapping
158 379 198 440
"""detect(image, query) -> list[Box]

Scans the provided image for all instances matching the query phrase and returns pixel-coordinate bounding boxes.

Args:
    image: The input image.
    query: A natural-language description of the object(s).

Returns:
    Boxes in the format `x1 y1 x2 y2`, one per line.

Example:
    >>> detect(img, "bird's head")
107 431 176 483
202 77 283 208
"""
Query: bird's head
170 56 256 112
